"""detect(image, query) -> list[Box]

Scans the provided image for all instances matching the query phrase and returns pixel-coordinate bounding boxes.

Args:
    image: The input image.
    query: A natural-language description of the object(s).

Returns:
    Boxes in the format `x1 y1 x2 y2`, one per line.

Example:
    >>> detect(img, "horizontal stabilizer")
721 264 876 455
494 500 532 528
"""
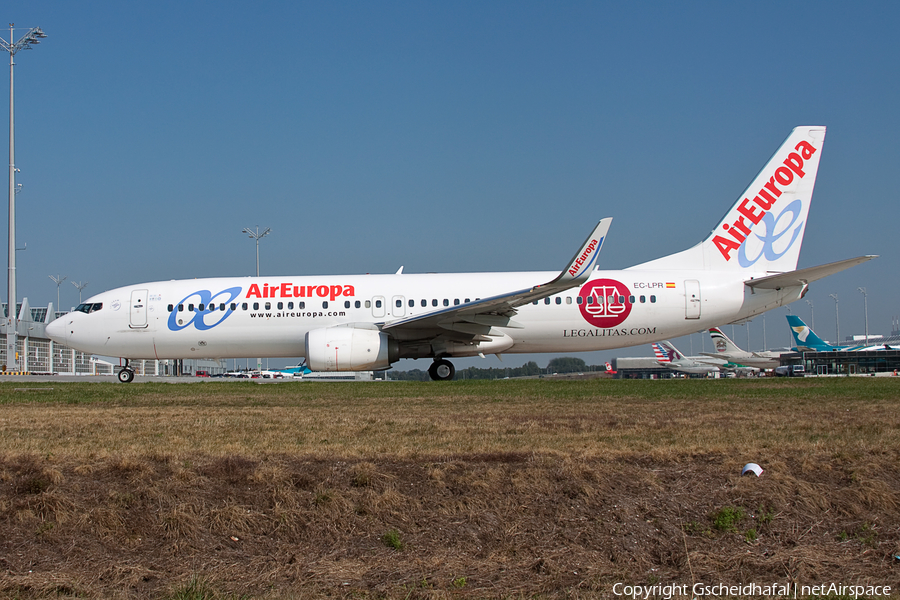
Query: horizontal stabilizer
744 256 876 290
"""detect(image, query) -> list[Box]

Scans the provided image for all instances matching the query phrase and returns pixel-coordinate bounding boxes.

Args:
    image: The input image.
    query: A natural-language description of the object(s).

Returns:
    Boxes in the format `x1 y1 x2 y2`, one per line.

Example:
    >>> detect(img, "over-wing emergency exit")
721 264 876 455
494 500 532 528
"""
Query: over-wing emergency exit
45 126 875 381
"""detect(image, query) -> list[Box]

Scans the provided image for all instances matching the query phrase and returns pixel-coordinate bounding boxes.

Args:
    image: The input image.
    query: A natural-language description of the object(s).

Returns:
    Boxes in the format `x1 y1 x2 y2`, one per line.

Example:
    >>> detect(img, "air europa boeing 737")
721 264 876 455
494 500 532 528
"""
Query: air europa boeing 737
46 126 874 382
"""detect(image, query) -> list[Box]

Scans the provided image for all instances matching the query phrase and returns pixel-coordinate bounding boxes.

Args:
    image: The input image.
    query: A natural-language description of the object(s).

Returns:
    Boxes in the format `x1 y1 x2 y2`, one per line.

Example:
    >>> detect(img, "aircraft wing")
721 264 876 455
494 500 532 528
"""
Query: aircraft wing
744 256 876 290
381 218 612 340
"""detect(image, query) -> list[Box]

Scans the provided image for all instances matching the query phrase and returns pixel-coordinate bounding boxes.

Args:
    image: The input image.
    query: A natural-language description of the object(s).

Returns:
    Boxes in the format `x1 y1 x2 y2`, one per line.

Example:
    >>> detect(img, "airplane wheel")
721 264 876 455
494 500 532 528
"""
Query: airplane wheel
117 368 135 383
428 358 455 381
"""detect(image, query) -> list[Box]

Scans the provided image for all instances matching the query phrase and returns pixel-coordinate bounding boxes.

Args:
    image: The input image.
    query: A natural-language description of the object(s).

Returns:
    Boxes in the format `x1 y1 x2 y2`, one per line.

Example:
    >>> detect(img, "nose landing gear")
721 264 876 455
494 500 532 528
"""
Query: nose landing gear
428 358 455 381
117 359 135 383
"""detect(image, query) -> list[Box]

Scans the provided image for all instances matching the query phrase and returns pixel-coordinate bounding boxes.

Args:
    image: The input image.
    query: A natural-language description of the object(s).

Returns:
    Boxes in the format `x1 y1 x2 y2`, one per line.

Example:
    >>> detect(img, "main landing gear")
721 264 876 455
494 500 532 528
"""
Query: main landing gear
117 359 135 383
428 358 455 381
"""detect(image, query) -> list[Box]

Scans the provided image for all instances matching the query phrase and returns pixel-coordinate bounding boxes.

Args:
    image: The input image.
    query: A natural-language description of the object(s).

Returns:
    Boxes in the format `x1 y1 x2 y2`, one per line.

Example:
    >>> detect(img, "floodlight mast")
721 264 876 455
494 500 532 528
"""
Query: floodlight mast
242 226 271 277
2 24 46 372
241 226 270 373
72 280 88 304
48 274 66 313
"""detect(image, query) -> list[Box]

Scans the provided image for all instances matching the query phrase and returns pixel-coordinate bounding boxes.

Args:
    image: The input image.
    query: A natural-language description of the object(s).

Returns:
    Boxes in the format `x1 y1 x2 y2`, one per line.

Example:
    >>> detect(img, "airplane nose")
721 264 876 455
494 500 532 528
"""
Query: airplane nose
45 317 67 344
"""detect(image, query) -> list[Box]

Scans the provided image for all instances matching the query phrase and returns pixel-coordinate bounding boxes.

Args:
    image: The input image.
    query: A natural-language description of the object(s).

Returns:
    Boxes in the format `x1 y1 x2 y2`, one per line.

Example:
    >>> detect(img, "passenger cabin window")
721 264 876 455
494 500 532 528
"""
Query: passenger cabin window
344 301 351 309
396 299 402 308
408 299 414 307
322 301 328 309
253 302 259 310
443 299 449 307
650 295 656 303
265 302 271 310
421 299 427 307
375 299 382 308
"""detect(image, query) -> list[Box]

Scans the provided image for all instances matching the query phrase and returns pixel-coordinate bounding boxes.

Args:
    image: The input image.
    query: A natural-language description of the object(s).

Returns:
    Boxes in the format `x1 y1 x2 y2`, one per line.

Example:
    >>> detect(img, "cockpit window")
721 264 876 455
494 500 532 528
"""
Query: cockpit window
75 303 102 314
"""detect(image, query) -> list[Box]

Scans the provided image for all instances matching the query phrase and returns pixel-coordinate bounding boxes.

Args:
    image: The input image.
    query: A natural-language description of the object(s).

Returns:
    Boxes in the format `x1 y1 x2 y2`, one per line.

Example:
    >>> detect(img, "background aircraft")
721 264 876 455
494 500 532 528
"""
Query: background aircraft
703 327 782 370
787 316 896 352
652 341 724 375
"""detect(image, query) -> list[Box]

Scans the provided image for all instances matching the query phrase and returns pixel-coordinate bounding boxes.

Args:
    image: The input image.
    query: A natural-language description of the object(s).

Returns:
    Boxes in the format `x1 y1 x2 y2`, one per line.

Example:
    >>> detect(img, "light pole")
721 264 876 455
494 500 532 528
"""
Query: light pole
1 24 46 371
48 274 66 312
858 287 868 344
242 226 270 372
829 294 839 344
242 226 271 277
805 299 814 331
72 280 88 304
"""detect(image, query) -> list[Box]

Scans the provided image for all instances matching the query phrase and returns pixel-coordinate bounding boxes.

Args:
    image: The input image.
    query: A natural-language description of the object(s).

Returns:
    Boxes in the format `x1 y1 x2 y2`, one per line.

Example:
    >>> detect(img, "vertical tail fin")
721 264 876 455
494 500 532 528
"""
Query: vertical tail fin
631 126 826 272
652 341 684 362
786 315 833 351
709 327 745 354
651 343 669 362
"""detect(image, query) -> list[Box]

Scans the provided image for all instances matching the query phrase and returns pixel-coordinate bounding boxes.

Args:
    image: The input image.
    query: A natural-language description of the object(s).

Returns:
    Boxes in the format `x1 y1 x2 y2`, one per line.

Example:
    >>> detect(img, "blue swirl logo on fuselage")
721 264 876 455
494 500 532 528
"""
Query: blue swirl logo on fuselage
167 287 242 331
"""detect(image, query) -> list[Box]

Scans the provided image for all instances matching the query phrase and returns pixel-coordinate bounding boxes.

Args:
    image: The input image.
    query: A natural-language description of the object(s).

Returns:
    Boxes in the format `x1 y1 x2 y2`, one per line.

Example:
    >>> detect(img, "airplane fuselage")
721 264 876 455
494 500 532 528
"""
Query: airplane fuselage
47 268 796 363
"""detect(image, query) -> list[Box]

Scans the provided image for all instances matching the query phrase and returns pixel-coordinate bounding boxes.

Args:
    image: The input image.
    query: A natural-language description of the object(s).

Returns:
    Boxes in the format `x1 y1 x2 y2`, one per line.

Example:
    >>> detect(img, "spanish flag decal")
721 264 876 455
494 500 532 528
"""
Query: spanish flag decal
666 282 676 288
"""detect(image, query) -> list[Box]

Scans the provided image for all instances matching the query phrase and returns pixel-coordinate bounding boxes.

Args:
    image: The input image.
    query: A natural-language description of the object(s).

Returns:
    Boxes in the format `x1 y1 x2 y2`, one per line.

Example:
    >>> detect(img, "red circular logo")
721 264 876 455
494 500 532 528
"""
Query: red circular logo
578 279 632 327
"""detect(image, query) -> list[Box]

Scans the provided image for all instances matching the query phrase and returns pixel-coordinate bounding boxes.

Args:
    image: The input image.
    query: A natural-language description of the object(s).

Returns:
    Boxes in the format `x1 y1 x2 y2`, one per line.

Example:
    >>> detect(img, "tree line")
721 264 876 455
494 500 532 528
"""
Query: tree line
386 357 602 381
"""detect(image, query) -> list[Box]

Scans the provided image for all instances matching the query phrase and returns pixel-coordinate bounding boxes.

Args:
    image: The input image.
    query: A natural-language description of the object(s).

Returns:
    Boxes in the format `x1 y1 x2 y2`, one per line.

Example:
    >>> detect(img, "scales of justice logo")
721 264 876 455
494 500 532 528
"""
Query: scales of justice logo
577 278 632 328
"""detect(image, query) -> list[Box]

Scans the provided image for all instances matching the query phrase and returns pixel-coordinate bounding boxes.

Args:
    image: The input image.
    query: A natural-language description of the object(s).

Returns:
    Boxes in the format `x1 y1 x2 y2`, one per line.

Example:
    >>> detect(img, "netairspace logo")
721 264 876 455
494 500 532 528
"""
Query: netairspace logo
611 581 892 599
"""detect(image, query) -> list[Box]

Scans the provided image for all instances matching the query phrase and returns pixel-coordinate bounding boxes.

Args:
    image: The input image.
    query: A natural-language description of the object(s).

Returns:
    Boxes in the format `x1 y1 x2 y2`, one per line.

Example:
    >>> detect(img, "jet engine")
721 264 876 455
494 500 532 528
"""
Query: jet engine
305 326 399 371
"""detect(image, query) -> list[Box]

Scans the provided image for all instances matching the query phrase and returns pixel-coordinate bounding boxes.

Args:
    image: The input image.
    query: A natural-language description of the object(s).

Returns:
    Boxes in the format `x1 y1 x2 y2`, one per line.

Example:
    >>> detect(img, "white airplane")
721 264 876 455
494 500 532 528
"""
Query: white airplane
46 126 874 382
652 341 723 375
703 326 783 369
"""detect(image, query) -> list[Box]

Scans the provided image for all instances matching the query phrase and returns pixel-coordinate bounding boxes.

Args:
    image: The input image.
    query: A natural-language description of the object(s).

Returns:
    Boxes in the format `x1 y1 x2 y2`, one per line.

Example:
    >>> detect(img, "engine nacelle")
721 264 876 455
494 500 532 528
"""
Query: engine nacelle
305 327 399 371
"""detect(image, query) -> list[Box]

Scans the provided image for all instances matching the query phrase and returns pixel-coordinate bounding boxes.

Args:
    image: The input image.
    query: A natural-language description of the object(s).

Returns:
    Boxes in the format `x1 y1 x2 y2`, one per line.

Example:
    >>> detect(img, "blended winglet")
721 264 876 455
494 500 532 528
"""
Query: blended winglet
548 218 612 287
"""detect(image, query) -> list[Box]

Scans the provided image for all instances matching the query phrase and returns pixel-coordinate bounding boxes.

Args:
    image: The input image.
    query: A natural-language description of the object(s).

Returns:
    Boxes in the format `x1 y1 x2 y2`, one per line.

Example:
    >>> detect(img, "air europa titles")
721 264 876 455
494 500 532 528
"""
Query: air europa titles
713 139 818 261
568 237 602 276
246 283 355 301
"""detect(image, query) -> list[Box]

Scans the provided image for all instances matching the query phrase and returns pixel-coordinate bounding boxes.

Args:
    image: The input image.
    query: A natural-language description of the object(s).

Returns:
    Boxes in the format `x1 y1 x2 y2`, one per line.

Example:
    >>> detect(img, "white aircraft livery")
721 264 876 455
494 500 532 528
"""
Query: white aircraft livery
45 126 875 382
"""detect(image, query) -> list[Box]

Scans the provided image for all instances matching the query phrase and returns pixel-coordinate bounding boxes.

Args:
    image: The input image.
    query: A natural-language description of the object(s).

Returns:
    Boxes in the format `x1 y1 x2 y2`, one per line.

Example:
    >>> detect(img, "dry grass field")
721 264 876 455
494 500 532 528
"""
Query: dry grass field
0 378 898 599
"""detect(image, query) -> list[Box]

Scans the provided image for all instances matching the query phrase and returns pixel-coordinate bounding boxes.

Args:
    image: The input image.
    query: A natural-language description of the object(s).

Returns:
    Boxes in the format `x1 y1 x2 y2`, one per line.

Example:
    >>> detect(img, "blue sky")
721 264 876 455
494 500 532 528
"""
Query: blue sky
4 2 898 368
